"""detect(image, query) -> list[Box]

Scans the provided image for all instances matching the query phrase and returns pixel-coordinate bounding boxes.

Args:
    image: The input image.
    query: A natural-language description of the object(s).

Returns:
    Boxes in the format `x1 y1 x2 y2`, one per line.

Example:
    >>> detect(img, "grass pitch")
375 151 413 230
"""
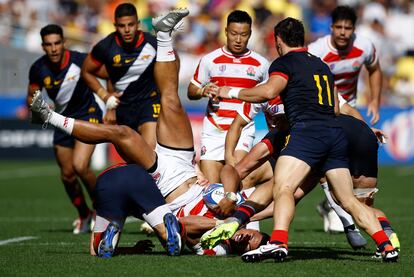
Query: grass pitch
0 161 412 276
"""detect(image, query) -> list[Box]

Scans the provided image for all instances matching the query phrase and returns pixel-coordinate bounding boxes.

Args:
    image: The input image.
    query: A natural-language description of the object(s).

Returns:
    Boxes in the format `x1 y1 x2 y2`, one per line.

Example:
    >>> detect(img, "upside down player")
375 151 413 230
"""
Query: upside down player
202 18 398 263
27 24 103 234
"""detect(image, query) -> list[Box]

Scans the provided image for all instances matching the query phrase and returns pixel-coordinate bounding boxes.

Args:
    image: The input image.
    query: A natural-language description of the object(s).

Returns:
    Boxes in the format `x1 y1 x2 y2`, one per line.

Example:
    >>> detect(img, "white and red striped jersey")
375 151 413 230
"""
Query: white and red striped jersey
308 34 378 106
191 46 269 130
239 96 284 129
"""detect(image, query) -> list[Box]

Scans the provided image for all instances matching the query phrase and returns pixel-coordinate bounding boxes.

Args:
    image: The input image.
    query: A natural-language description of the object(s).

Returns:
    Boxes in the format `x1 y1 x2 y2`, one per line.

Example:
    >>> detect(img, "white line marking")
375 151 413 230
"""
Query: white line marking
0 236 38 246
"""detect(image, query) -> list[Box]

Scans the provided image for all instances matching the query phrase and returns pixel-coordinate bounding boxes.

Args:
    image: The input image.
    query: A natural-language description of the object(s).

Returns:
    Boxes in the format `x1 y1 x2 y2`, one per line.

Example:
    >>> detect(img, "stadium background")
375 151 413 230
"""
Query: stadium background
0 0 413 166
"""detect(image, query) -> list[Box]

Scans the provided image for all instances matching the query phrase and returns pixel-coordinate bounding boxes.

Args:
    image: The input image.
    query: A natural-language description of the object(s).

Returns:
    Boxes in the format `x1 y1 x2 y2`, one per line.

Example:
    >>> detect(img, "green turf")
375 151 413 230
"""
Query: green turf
0 161 412 276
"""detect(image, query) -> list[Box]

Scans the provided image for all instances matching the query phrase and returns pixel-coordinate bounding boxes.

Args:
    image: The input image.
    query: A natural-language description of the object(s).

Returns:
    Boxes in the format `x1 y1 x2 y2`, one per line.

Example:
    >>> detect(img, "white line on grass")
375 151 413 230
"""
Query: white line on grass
0 236 38 246
0 165 57 180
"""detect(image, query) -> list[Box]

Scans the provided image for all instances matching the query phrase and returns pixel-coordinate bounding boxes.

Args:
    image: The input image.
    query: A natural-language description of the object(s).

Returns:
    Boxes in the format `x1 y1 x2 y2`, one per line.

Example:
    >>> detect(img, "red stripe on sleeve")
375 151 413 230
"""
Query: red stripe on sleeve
270 72 289 81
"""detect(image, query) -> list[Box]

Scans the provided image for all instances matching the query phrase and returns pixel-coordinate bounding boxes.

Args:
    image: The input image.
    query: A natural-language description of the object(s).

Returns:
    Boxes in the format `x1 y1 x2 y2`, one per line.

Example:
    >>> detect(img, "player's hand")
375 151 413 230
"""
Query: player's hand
202 81 219 98
367 102 380 125
105 92 122 110
103 109 117 125
196 173 210 187
213 197 236 217
133 239 155 253
371 127 388 144
217 86 231 99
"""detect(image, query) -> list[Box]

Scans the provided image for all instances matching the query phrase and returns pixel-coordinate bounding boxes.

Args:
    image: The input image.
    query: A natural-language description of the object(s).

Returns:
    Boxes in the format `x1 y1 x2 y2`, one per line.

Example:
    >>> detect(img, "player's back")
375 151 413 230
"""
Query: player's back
271 50 336 127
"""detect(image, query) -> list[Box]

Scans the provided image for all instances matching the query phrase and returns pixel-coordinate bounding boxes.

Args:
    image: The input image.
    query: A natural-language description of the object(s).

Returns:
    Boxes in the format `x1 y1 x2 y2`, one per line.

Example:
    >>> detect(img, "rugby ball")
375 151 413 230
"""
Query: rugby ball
202 183 245 209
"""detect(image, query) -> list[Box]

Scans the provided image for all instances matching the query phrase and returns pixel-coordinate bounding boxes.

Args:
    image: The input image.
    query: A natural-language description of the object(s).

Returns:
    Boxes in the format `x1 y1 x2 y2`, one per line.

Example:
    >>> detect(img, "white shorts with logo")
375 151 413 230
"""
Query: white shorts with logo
200 117 255 161
152 143 197 197
167 184 209 217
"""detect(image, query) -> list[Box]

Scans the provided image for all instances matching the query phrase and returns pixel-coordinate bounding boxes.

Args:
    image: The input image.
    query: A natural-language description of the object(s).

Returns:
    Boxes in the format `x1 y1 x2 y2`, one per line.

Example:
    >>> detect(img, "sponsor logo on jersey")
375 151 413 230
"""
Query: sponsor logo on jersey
54 79 63 85
151 172 161 182
352 60 361 70
219 65 226 73
329 63 335 71
43 76 52 89
125 57 136 63
139 54 153 61
232 58 241 63
113 54 122 66
247 66 256 77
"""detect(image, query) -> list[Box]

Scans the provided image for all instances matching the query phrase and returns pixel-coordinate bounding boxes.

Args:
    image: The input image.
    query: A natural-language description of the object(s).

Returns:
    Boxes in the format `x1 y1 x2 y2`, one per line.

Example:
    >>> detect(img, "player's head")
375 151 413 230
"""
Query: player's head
330 6 357 50
40 24 65 64
225 10 252 55
273 17 304 56
230 229 269 255
114 3 139 44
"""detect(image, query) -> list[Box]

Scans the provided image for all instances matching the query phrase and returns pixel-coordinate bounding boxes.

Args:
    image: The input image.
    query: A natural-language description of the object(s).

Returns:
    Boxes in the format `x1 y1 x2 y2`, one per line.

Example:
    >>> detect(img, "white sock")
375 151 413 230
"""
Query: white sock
143 204 172 227
49 111 74 135
156 31 175 62
321 182 354 228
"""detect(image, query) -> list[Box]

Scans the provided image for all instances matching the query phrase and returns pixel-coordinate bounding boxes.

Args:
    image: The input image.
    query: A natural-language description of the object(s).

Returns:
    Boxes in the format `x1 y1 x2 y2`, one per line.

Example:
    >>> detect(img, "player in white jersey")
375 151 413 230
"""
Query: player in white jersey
307 5 382 126
187 10 269 183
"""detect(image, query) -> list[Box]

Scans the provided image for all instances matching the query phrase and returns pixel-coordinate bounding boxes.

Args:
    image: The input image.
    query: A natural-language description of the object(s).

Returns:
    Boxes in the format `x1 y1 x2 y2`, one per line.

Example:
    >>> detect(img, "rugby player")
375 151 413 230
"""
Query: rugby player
27 24 102 234
308 5 384 232
187 10 269 187
201 17 398 263
82 3 160 148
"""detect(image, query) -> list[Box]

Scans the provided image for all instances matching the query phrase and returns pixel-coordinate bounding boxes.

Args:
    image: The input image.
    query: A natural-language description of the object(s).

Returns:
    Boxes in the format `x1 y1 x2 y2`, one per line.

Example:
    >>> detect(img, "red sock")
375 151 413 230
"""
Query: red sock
270 230 288 246
372 230 391 251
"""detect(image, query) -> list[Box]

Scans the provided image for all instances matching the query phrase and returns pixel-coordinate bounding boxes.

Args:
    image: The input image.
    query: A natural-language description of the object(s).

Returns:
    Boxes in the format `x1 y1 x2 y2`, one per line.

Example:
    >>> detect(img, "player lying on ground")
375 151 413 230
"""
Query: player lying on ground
201 17 398 263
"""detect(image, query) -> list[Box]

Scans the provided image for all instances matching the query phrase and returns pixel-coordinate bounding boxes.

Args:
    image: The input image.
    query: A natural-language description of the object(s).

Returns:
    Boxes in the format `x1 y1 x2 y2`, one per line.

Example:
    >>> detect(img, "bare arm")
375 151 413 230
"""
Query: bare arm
225 115 249 165
82 54 111 102
339 102 365 121
187 82 218 100
218 75 287 103
366 63 382 125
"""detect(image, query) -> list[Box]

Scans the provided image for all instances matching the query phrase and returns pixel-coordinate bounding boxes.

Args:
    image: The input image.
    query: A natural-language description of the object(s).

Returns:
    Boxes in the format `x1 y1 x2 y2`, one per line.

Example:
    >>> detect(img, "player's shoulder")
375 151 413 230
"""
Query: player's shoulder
353 33 375 51
142 31 156 44
69 50 87 60
202 47 224 60
307 35 330 53
95 32 117 48
248 50 269 66
31 55 46 68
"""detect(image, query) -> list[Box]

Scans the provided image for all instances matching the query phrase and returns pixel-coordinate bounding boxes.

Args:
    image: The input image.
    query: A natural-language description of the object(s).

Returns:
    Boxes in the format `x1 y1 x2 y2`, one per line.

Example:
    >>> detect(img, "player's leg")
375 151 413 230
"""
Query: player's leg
138 121 157 149
326 168 398 262
30 91 157 169
200 160 223 183
54 144 92 234
72 140 96 201
152 8 193 149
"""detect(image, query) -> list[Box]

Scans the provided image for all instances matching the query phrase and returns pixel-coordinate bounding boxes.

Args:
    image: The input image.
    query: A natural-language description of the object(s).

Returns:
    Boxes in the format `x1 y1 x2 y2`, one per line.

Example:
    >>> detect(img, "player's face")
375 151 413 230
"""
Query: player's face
42 34 65 64
225 22 251 55
115 15 139 44
230 229 264 254
331 19 355 50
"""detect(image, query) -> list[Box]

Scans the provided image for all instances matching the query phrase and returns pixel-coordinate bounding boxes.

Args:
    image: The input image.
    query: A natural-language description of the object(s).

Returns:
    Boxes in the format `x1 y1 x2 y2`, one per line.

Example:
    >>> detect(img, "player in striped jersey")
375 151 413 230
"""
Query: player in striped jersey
308 5 384 233
27 24 102 234
187 10 269 185
308 5 382 125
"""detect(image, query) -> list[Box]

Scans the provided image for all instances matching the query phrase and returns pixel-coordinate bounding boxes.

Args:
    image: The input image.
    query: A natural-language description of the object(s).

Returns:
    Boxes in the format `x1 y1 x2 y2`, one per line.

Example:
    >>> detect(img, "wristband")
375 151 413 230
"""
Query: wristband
228 88 241 99
224 191 238 202
106 95 118 110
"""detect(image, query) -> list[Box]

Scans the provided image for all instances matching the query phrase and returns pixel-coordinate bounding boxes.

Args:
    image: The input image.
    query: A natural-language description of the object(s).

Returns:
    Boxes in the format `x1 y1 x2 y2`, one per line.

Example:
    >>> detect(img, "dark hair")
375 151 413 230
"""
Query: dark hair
259 232 270 246
274 17 305 47
115 3 138 19
227 10 252 26
331 5 357 26
40 24 63 41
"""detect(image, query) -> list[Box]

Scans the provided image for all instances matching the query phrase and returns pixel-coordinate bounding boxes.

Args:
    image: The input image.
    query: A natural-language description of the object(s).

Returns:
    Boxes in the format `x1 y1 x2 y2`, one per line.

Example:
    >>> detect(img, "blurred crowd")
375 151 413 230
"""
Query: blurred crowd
0 0 413 106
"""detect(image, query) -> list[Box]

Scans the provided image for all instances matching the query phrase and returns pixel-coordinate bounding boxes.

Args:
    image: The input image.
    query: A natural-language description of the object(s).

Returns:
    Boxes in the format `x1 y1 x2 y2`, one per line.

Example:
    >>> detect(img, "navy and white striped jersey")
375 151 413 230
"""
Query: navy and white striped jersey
91 31 158 105
29 50 100 117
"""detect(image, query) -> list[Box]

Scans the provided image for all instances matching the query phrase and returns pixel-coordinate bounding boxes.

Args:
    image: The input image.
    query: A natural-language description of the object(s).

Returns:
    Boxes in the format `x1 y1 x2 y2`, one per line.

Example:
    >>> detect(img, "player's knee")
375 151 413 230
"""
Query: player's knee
72 159 90 177
60 168 76 184
114 125 135 140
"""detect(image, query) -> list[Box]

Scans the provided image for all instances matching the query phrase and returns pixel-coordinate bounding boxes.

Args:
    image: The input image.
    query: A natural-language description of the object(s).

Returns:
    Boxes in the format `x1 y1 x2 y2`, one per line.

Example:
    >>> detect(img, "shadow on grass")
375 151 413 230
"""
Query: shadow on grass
287 245 376 262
